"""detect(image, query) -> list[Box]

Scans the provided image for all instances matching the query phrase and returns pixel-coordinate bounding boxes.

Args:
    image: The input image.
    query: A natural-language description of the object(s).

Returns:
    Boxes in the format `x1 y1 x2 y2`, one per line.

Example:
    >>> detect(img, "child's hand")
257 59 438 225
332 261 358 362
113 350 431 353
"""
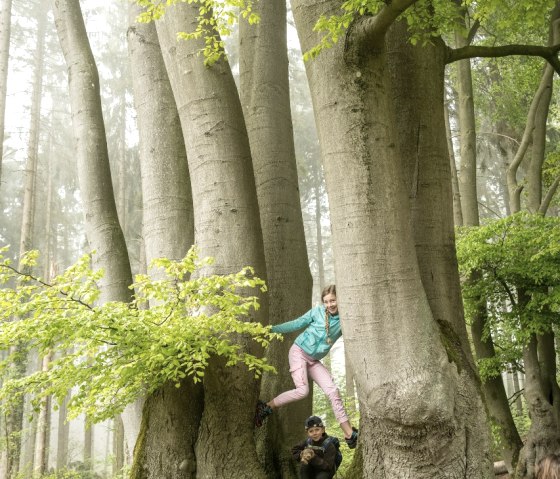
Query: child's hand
300 448 315 464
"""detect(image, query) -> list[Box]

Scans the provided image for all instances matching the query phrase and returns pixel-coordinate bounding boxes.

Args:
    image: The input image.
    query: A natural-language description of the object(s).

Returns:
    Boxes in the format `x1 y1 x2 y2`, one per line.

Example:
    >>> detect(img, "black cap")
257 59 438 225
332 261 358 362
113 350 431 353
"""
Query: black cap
305 415 324 429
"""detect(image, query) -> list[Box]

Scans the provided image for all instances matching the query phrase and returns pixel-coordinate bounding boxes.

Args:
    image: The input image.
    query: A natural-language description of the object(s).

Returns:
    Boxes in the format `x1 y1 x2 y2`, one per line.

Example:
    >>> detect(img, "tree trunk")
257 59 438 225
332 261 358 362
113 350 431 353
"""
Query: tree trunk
239 1 312 476
516 335 560 478
52 1 135 465
8 8 48 478
155 4 269 477
51 0 133 303
452 7 522 471
56 392 70 470
33 353 51 476
0 0 12 185
292 1 493 475
127 4 200 476
444 102 463 226
112 416 124 476
84 421 93 467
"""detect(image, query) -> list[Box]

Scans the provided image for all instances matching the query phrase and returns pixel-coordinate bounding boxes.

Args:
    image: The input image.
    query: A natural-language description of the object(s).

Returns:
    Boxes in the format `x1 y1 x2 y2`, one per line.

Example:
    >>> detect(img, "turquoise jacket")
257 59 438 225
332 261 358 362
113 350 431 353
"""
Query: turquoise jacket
271 306 342 360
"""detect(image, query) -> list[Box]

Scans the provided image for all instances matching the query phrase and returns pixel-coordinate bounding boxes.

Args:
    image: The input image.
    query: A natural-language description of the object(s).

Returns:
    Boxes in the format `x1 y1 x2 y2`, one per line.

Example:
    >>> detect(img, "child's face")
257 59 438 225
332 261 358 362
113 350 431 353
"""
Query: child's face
323 293 338 315
307 426 325 442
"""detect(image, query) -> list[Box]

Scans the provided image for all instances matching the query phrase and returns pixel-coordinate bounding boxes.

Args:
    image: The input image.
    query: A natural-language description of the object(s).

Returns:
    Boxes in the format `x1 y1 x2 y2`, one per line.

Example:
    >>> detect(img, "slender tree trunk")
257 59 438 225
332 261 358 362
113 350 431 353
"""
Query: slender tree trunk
56 392 70 470
112 416 124 476
444 102 463 226
51 0 133 302
32 353 51 476
127 4 200 477
84 421 93 467
452 7 522 471
52 1 136 462
156 3 268 477
0 0 12 185
8 8 48 478
239 1 312 476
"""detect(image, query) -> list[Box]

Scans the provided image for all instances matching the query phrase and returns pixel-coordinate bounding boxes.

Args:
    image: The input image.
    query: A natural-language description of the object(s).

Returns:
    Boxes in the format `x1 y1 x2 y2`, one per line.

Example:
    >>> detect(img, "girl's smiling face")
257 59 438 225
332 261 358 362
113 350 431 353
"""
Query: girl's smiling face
323 293 338 315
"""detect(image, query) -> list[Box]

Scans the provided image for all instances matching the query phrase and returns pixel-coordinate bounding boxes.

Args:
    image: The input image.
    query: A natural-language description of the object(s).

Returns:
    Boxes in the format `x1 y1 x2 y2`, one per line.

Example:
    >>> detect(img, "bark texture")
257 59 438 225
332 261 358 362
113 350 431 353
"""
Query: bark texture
127 4 200 476
292 1 493 475
239 1 312 476
156 3 268 477
52 0 133 303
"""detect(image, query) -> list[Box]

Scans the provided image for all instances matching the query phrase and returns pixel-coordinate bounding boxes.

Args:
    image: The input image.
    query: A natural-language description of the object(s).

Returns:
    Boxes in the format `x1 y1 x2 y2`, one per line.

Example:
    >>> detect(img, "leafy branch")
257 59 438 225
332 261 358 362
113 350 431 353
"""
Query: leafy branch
0 247 279 423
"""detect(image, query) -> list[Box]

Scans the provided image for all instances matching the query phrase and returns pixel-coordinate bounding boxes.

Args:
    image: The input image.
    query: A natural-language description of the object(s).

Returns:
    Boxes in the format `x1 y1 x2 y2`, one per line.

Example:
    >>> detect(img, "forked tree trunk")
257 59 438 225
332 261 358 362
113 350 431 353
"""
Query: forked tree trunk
239 1 312 476
292 1 493 475
155 3 268 477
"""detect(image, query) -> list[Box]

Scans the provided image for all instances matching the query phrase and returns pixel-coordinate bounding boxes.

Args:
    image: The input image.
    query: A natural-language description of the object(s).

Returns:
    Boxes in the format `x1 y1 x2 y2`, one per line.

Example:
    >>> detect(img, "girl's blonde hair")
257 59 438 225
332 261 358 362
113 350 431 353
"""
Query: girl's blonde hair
321 285 336 342
321 285 336 301
536 453 560 479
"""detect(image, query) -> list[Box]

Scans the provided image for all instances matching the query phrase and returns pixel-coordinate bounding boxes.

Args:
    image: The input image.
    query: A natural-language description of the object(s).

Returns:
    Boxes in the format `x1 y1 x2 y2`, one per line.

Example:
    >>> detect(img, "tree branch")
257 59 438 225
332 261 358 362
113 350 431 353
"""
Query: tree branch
347 0 419 51
446 44 560 74
0 263 94 310
539 175 560 215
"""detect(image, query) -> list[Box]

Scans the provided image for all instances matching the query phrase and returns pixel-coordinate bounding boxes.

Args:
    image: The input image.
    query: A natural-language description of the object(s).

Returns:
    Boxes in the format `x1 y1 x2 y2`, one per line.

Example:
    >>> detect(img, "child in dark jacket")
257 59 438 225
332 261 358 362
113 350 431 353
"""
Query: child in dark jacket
291 416 337 479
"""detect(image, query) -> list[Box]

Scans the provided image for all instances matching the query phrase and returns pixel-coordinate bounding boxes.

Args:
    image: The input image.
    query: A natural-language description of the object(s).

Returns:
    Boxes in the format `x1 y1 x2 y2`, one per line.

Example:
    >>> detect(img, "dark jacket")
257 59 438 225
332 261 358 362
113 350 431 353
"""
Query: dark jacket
291 433 337 474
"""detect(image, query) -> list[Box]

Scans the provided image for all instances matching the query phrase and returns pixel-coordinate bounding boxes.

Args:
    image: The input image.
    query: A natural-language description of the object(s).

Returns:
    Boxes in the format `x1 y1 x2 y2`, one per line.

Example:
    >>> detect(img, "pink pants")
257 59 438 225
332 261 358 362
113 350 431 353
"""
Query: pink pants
272 344 349 424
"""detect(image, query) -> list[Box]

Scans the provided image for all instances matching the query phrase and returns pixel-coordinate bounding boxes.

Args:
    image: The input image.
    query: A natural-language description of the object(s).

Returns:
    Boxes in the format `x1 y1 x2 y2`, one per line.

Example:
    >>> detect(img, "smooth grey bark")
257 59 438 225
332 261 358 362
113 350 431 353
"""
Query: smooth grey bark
0 0 12 186
32 354 51 475
51 0 133 303
239 1 312 476
292 0 493 475
444 102 464 226
112 416 124 476
84 421 93 466
55 392 70 470
52 1 136 470
127 4 200 477
455 25 479 227
156 3 268 477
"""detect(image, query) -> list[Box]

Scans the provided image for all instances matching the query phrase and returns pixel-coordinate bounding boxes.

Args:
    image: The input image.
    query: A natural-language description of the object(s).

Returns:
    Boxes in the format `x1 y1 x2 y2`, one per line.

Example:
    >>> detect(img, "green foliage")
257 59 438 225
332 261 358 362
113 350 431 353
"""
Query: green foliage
456 213 560 377
0 246 278 424
135 0 258 65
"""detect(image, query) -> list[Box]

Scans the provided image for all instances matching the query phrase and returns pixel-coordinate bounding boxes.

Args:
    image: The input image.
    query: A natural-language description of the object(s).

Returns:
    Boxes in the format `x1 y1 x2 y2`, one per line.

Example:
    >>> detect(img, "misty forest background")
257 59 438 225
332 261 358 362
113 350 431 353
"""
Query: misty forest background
0 0 560 478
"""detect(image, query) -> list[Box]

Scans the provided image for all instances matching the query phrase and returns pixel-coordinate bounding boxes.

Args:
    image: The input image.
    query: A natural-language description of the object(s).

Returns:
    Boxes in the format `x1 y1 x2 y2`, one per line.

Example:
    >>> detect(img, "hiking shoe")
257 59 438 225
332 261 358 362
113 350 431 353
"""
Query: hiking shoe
254 400 273 427
345 427 358 449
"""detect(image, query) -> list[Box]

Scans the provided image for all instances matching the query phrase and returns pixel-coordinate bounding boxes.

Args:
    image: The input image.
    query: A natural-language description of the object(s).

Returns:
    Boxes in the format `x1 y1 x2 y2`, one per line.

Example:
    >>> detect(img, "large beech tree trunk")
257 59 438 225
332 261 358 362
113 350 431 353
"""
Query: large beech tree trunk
239 1 312 476
127 4 200 477
292 1 492 475
155 3 268 477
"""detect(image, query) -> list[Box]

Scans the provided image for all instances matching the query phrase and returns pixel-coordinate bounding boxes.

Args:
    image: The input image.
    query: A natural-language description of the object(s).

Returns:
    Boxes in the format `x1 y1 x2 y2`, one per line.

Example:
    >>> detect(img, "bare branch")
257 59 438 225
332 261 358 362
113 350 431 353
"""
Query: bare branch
446 44 560 74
